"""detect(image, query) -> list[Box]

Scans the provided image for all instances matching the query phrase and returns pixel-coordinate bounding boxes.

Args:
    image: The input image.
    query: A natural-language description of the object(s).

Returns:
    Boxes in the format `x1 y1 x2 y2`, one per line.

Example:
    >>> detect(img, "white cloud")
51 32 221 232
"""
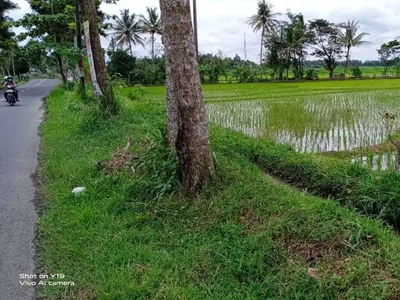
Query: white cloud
11 0 400 62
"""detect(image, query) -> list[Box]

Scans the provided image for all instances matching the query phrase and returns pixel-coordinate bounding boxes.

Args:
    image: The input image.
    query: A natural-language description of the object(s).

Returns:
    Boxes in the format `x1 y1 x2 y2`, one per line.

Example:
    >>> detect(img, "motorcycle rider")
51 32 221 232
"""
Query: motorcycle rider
3 76 19 102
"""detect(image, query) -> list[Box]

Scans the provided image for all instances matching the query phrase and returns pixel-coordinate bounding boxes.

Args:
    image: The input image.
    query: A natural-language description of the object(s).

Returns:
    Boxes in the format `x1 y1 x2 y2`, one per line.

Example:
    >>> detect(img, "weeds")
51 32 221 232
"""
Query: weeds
126 85 148 101
135 126 182 201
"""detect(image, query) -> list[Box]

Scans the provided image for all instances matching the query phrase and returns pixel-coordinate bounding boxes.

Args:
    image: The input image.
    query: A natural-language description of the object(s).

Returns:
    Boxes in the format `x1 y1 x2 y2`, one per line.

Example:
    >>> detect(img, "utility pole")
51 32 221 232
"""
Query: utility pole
193 0 198 61
75 0 85 95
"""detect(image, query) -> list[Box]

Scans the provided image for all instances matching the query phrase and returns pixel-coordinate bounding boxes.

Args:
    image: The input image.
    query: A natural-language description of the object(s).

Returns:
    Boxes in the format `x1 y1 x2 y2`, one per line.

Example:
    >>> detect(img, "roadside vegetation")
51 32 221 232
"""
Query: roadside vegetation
38 81 400 299
2 0 400 298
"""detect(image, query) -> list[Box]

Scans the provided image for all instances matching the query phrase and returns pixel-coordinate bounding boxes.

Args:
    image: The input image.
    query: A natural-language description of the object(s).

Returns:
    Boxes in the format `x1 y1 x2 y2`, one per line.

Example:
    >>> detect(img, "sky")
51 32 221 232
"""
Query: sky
8 0 400 62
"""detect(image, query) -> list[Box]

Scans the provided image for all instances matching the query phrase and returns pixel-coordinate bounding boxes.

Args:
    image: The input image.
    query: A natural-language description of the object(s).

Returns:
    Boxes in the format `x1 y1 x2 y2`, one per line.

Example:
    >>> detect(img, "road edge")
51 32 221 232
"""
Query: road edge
30 96 49 300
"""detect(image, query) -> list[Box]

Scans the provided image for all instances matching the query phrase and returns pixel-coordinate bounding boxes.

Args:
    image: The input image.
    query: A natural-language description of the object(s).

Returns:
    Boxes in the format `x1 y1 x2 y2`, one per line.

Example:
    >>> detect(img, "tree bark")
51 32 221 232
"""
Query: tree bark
160 0 214 195
129 41 133 57
56 54 67 84
151 32 155 59
81 0 115 113
193 0 199 61
165 56 178 149
329 68 334 79
344 46 350 76
161 16 178 149
260 25 265 65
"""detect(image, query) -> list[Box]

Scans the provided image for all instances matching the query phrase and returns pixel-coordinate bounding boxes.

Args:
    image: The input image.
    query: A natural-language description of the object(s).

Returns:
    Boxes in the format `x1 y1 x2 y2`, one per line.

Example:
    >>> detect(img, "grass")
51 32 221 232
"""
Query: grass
213 128 400 229
37 83 400 299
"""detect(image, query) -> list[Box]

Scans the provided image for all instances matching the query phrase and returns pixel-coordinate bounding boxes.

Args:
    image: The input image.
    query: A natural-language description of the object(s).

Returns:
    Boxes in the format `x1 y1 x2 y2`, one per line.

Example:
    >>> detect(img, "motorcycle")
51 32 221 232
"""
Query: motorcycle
5 85 16 106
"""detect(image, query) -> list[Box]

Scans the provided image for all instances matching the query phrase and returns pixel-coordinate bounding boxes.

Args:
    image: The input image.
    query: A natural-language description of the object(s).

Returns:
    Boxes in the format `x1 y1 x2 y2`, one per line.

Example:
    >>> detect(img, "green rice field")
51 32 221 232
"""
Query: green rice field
133 79 400 172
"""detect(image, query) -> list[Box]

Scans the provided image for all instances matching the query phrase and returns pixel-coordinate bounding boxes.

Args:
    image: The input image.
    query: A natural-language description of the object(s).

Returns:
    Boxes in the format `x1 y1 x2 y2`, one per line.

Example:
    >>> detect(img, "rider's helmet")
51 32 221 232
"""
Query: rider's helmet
6 76 13 82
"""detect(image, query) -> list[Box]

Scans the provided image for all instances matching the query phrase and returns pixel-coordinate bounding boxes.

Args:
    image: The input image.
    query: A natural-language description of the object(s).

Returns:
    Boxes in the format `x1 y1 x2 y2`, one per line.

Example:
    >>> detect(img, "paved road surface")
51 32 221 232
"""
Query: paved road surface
0 79 59 300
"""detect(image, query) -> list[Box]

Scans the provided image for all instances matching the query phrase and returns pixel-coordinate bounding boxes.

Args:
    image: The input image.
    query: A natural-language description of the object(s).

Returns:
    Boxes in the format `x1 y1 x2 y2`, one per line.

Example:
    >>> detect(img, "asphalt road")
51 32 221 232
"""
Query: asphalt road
0 79 59 300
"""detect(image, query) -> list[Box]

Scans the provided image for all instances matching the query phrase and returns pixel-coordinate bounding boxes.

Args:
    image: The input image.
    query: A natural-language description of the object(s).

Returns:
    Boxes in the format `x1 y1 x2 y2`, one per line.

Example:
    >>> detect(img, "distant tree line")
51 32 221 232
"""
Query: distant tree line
106 1 400 85
106 48 396 86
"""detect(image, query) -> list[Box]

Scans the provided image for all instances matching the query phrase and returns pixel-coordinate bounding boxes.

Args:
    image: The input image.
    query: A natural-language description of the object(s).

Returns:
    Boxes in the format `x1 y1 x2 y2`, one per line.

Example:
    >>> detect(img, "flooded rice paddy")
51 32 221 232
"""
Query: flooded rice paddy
206 89 400 171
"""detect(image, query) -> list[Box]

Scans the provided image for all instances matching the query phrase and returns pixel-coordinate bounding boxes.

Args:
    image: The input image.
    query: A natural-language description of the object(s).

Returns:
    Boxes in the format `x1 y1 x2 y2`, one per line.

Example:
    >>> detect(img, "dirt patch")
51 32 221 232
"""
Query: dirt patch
288 241 340 264
287 238 348 277
389 294 400 300
238 207 262 234
98 137 138 173
32 96 50 300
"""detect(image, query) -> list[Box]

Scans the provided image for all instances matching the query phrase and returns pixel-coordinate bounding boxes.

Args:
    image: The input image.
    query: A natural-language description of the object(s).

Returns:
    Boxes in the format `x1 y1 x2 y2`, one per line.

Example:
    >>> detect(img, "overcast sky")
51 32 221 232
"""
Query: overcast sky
9 0 400 62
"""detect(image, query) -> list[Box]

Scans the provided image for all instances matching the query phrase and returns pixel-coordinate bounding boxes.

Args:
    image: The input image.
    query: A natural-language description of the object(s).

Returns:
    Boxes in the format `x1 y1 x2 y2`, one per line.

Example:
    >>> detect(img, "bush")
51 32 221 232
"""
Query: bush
64 81 76 91
126 85 148 101
110 73 127 88
305 69 319 80
352 67 363 78
135 126 181 200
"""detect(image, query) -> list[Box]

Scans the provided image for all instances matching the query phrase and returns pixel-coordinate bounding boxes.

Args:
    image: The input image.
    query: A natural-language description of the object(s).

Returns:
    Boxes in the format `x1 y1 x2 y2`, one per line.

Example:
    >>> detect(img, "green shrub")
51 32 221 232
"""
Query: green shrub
135 126 182 200
352 67 363 78
305 69 319 80
64 81 76 90
126 85 148 101
110 73 127 87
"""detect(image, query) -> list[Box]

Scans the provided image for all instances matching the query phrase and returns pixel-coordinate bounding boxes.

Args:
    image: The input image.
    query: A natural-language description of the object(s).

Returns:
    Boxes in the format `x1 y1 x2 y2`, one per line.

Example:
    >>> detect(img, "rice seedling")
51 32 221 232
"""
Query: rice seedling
207 89 400 156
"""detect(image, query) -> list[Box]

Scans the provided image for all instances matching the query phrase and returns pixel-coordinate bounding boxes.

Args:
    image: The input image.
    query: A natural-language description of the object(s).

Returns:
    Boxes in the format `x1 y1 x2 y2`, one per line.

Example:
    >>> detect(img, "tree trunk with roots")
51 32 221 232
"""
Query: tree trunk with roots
160 0 214 195
81 0 115 113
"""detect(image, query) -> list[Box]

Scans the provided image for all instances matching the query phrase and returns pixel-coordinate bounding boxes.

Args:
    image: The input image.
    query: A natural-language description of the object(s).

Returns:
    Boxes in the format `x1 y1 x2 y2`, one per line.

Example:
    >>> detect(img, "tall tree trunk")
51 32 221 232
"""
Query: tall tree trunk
193 0 199 61
260 25 265 65
81 0 115 113
383 65 388 75
160 0 214 195
299 54 304 79
151 32 155 59
165 55 178 149
56 54 67 84
329 68 334 79
161 19 178 149
129 41 133 57
344 46 350 76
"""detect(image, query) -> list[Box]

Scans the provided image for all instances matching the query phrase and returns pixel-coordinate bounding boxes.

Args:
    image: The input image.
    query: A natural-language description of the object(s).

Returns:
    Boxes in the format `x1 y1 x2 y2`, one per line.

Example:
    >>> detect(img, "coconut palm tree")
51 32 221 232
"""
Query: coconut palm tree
110 9 144 57
339 20 370 75
247 0 280 65
140 7 162 59
285 12 312 79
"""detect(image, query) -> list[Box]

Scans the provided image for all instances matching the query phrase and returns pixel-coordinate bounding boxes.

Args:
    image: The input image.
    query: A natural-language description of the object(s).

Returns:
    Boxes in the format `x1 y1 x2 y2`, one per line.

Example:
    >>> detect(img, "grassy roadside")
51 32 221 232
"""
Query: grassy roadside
212 129 400 229
38 88 400 299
